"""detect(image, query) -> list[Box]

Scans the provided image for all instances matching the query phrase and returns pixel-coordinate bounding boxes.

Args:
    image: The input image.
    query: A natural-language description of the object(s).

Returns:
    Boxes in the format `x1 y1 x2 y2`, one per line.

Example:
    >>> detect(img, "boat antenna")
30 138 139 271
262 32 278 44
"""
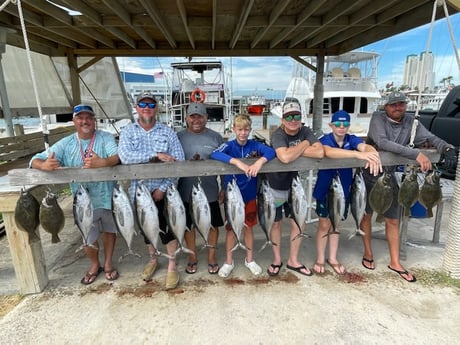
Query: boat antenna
15 0 49 152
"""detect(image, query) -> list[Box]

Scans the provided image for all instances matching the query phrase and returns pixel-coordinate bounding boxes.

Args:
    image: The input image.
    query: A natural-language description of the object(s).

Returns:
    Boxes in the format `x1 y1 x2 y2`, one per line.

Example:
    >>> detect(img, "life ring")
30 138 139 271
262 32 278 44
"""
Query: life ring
191 88 206 103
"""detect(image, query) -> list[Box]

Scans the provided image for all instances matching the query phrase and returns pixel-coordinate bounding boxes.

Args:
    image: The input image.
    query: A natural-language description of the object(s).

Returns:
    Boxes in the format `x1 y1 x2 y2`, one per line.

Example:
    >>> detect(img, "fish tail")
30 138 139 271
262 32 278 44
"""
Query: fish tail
158 251 174 260
183 247 195 256
292 233 302 241
28 231 41 244
258 241 268 253
426 208 433 218
51 234 61 244
118 249 142 263
230 243 239 252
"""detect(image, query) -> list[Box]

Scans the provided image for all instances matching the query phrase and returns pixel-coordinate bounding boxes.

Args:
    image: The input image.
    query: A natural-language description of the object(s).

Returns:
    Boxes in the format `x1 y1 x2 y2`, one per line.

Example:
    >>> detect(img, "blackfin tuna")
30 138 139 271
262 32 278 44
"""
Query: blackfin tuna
190 181 213 250
14 188 40 243
135 181 171 259
164 183 194 257
289 175 309 240
73 184 95 250
112 183 141 261
39 190 65 244
225 178 248 252
327 174 345 236
349 170 366 239
257 178 276 252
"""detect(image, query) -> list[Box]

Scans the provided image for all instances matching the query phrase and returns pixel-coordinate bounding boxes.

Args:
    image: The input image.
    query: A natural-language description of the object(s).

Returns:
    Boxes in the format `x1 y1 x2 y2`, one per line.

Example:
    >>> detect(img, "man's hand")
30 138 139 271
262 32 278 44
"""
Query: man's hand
37 152 61 171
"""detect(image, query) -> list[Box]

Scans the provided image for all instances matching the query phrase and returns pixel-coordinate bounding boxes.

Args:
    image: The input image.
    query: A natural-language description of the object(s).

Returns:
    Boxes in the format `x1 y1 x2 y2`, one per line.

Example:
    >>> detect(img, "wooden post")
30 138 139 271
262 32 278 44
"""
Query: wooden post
13 124 24 136
0 190 48 294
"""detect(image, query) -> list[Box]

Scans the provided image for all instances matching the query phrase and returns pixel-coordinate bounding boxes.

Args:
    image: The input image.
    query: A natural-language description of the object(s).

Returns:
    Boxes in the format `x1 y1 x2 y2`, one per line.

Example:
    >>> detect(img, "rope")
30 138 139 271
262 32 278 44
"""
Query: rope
15 0 49 152
440 0 460 74
0 0 15 12
409 0 438 148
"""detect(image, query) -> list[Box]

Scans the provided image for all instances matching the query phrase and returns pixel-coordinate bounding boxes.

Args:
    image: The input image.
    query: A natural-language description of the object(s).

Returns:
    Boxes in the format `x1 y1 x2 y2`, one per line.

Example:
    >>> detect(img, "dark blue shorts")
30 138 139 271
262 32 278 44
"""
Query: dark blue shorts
315 199 349 219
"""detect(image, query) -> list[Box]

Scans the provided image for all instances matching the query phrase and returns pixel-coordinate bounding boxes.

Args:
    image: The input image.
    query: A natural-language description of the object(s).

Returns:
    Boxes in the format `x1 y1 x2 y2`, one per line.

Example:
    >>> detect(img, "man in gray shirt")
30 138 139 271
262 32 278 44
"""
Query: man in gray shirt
177 102 224 274
360 91 457 282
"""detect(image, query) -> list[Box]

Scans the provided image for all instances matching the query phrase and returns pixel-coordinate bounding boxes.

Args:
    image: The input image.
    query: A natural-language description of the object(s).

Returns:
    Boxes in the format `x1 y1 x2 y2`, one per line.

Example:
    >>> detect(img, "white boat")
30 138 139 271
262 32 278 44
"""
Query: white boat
168 61 231 135
272 51 381 134
406 88 450 112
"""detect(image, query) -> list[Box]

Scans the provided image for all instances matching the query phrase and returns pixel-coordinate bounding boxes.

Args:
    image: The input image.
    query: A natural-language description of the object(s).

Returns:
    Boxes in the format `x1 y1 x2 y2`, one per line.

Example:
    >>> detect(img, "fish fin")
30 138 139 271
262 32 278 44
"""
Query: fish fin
426 208 434 218
375 214 385 223
230 243 239 252
51 234 61 244
258 240 275 253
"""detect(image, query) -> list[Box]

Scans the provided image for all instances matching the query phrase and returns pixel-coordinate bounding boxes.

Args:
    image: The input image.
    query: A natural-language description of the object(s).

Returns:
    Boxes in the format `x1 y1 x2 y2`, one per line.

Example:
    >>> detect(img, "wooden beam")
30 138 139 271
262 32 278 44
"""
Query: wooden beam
176 0 195 49
229 0 254 49
8 150 441 186
138 0 177 49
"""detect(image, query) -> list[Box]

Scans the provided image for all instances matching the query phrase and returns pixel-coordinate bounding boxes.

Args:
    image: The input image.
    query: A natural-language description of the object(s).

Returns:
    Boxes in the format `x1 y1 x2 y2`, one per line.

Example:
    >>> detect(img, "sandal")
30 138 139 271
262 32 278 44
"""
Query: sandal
313 262 325 274
208 263 220 274
81 267 103 285
362 257 375 270
267 262 283 276
326 259 346 275
105 268 119 281
185 262 198 274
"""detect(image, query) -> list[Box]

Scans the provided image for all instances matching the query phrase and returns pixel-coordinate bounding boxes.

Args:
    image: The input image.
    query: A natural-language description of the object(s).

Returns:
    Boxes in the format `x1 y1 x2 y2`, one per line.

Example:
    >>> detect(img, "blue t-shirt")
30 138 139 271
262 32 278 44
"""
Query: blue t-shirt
312 133 363 202
211 139 276 202
30 130 118 210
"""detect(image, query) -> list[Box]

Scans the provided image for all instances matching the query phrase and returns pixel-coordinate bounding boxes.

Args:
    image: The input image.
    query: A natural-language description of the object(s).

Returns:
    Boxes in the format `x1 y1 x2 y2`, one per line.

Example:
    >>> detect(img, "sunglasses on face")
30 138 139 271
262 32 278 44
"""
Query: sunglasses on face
283 114 302 122
332 121 350 128
137 102 156 109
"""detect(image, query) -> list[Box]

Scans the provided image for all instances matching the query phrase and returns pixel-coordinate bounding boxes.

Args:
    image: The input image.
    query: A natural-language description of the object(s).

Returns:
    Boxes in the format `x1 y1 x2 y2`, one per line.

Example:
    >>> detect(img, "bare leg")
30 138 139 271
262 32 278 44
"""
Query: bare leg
269 220 282 264
287 219 311 275
385 217 414 281
102 232 117 279
243 226 254 263
207 227 219 265
165 240 178 272
314 217 330 273
224 230 235 265
360 213 375 269
184 228 198 273
84 241 100 275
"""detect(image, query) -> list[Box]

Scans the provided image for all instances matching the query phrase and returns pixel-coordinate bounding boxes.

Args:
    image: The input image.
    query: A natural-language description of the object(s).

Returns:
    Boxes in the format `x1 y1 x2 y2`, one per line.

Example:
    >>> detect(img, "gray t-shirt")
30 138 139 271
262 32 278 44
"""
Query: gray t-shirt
267 126 318 190
177 127 224 202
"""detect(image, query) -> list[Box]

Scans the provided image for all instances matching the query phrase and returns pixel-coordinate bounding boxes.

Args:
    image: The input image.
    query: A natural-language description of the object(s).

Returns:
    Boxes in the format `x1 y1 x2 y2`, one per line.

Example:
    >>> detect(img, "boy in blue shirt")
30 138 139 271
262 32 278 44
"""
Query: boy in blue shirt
211 114 276 278
312 110 381 275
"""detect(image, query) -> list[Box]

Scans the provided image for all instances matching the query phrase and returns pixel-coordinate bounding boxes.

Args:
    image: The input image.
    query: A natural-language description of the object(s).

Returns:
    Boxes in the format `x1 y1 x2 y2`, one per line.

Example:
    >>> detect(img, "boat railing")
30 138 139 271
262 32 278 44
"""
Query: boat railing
323 77 379 93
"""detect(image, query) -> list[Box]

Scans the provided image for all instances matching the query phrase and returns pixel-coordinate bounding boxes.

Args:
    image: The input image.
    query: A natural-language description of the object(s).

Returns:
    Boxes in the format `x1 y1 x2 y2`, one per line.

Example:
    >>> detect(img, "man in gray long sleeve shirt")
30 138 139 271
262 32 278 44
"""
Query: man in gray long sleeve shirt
360 91 457 282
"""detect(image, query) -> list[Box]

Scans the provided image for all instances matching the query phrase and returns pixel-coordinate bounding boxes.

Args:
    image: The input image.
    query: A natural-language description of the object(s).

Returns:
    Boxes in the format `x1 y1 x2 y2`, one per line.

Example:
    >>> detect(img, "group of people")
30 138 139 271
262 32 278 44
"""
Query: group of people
30 90 458 289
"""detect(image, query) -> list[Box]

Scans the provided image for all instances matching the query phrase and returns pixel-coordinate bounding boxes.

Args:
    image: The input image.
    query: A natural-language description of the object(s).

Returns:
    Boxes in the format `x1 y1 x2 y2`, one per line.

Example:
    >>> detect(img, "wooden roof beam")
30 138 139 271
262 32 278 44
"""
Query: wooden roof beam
101 0 156 49
289 0 366 48
59 0 136 48
211 0 217 50
269 0 327 48
176 0 195 49
229 0 254 49
138 0 177 49
250 0 291 49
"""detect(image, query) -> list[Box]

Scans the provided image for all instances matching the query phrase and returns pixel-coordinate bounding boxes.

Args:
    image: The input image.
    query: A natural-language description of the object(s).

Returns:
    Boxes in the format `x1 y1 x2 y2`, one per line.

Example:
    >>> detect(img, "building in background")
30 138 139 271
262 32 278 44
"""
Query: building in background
403 52 435 91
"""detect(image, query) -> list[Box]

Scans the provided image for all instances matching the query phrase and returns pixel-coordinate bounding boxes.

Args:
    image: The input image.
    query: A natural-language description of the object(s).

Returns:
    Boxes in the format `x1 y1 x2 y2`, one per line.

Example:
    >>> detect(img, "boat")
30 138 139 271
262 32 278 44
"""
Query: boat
246 95 266 115
169 60 231 135
271 51 381 134
406 88 451 112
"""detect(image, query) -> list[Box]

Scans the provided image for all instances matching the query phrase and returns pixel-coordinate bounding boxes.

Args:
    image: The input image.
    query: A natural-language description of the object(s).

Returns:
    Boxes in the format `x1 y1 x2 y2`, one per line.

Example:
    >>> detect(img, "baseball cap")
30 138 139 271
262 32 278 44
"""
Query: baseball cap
386 91 407 105
136 92 157 103
282 102 301 116
187 102 207 116
73 104 95 118
331 110 350 123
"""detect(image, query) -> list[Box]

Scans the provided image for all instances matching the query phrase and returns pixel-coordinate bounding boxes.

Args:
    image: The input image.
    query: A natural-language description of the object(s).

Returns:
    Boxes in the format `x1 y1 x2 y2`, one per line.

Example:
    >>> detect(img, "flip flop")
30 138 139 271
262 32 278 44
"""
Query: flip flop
185 262 198 274
208 263 220 275
267 262 283 276
326 259 346 275
286 264 312 276
388 265 416 283
105 268 119 281
313 262 325 274
81 267 103 285
362 257 375 270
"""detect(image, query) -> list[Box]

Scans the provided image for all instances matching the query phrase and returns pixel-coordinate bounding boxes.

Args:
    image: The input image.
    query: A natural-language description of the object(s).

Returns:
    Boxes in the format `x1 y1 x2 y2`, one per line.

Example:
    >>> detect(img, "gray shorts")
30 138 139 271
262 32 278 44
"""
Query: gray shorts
88 208 118 244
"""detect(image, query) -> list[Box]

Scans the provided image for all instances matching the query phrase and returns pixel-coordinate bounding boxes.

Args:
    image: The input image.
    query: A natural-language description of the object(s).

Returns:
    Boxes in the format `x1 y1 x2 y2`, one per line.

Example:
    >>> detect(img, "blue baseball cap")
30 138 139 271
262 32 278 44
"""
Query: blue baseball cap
331 110 350 123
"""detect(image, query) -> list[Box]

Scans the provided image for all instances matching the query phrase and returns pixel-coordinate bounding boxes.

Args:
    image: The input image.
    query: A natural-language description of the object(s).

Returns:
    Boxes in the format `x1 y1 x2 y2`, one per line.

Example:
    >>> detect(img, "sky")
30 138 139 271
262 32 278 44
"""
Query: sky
117 12 460 100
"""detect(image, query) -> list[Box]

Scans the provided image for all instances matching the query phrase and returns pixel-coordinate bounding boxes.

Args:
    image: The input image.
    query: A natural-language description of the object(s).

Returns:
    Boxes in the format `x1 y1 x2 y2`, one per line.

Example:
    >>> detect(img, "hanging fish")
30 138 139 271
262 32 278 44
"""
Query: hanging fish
349 169 366 240
112 184 141 261
289 175 309 240
257 177 277 252
419 170 443 218
135 181 171 259
369 172 394 223
164 183 194 257
14 187 40 243
398 165 420 216
326 174 345 236
39 190 65 244
225 178 248 252
73 184 96 250
190 180 213 250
